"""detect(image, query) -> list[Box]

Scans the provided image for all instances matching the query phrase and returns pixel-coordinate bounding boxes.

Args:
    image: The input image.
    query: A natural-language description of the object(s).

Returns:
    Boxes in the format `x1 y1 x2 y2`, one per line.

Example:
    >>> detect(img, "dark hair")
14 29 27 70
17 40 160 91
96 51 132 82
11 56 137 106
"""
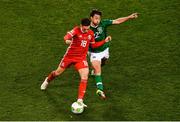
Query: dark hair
81 18 91 26
90 9 102 17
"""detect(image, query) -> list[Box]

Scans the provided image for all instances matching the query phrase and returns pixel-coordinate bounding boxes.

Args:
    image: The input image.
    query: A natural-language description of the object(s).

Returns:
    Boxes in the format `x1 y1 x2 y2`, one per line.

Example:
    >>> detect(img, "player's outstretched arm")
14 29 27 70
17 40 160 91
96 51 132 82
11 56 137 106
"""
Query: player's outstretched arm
112 13 138 24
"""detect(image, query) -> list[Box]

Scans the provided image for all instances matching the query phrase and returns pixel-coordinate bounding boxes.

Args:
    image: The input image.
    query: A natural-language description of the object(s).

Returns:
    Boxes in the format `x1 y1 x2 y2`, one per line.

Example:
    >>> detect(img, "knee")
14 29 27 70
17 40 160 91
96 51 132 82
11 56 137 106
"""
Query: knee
93 65 101 74
81 74 88 80
81 70 89 80
92 63 99 69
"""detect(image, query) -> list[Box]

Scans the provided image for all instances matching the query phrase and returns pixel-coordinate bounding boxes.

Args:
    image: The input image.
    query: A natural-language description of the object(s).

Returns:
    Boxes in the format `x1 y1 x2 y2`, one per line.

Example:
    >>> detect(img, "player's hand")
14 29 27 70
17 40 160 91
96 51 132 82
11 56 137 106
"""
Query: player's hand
65 40 72 44
129 13 138 19
105 36 112 42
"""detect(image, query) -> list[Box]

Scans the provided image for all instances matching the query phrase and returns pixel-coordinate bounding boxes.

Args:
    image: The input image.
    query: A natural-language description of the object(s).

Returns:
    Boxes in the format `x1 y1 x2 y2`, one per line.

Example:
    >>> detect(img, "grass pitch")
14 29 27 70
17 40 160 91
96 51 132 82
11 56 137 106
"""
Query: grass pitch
0 0 179 120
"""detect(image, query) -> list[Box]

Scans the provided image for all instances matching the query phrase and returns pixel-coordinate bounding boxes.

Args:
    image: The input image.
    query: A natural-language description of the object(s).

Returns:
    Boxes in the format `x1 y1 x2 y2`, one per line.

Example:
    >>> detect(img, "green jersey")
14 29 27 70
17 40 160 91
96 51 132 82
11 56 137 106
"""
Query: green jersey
89 19 113 53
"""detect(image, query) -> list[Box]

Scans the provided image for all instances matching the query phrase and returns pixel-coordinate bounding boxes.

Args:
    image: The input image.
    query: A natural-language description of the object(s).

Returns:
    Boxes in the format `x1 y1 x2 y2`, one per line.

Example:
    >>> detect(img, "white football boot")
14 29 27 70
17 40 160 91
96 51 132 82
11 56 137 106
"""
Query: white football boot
77 99 87 107
96 89 106 99
40 77 49 90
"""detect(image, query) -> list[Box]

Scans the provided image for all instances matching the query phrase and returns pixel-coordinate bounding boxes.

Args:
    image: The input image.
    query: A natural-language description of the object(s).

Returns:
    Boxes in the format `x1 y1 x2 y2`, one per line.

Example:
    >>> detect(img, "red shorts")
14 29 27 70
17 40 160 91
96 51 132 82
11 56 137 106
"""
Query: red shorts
59 56 88 70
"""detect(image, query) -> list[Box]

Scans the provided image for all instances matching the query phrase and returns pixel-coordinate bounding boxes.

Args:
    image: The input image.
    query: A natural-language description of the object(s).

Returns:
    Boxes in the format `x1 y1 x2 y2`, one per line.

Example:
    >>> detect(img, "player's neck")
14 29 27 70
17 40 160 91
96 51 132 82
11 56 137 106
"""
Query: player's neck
91 22 98 28
80 26 86 33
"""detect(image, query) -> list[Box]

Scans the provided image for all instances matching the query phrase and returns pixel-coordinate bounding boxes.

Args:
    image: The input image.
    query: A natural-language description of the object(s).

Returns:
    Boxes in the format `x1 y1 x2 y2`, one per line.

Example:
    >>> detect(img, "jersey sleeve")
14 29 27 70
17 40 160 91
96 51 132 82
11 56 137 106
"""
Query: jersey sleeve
90 32 95 44
68 27 78 37
64 26 78 40
90 31 106 48
102 19 113 27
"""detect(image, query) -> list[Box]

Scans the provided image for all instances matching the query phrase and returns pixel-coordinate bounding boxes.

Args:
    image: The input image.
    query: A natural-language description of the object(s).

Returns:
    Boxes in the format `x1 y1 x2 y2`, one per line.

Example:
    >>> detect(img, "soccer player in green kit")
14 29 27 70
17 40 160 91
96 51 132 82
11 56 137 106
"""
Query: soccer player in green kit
89 9 138 99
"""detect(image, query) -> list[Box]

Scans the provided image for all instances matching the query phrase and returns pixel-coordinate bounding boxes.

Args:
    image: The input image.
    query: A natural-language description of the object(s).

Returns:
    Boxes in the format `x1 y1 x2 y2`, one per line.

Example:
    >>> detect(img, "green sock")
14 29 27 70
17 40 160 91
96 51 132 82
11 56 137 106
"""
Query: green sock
95 75 103 91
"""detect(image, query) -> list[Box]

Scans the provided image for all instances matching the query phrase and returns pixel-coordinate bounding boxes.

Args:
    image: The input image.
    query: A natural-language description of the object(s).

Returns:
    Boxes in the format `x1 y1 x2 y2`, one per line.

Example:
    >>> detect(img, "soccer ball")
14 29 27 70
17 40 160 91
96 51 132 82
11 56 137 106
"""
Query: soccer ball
71 102 84 114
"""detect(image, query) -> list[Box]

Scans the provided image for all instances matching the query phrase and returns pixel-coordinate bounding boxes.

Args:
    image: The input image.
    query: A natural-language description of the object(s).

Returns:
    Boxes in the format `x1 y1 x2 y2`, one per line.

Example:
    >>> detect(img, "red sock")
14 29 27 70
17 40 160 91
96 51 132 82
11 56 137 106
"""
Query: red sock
47 71 56 82
78 79 87 100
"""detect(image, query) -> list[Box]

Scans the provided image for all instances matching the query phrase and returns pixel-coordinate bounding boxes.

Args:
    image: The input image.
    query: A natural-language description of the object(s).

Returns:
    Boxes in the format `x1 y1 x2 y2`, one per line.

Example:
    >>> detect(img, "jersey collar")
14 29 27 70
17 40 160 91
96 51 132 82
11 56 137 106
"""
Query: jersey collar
80 26 86 33
90 22 99 28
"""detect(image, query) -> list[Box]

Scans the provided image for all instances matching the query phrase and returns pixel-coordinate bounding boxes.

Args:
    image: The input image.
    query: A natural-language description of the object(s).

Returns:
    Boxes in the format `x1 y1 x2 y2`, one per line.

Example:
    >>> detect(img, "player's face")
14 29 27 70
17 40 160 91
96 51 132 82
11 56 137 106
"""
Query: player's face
91 14 101 26
81 25 90 33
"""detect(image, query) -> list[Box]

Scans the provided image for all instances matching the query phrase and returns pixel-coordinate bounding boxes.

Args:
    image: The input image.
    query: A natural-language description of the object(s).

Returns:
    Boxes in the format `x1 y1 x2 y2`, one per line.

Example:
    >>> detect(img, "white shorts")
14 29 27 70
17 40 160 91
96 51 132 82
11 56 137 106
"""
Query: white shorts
89 48 109 62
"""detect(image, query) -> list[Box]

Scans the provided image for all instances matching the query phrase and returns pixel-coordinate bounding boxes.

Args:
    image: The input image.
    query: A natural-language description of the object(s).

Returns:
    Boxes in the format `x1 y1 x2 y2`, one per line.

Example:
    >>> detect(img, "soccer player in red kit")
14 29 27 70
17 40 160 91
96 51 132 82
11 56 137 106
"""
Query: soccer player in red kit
40 18 111 107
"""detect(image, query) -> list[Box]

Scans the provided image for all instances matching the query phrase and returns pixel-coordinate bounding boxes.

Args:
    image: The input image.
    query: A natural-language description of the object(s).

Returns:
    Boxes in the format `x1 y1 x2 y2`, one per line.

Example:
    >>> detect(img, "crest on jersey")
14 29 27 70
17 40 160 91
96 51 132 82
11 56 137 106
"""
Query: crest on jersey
97 27 103 34
88 35 92 40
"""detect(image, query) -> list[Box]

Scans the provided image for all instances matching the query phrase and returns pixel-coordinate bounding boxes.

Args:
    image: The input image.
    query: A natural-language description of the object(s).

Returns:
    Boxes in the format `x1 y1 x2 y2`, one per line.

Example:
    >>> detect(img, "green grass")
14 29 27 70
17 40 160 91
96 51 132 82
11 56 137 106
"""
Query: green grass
0 0 179 120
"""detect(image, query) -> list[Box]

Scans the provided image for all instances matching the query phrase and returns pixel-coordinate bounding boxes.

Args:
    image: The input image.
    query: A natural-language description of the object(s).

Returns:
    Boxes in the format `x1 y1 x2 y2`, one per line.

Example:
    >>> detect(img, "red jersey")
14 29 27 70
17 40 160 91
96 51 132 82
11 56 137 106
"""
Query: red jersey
63 26 95 60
